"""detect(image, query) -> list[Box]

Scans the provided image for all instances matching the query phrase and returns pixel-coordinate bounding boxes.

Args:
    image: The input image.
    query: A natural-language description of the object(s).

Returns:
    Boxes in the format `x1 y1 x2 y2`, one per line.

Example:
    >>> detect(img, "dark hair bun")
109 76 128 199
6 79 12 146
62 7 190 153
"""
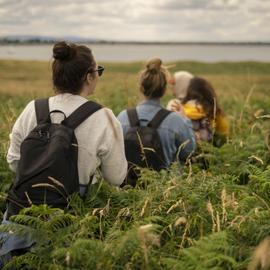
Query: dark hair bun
53 41 76 60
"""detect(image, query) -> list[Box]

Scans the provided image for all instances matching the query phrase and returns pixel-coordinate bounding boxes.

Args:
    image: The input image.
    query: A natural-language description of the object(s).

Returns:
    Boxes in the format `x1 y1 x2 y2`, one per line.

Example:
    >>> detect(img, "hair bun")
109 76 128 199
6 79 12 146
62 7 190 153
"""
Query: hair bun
146 58 162 73
53 41 75 60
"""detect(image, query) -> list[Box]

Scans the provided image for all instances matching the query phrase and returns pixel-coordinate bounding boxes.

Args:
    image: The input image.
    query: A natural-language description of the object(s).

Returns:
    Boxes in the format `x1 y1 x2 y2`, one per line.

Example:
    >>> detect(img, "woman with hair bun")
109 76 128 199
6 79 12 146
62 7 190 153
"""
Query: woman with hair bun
7 41 127 190
0 41 127 264
118 58 196 185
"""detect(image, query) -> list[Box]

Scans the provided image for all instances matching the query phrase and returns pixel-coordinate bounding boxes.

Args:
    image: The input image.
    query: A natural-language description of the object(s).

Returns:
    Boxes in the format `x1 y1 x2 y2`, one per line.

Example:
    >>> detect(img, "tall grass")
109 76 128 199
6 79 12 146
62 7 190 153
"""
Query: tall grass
0 60 269 269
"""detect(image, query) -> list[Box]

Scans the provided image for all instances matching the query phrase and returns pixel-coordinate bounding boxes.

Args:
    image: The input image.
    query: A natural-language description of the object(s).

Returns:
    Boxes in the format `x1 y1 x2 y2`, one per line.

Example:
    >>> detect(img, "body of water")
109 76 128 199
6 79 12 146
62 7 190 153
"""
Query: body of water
0 44 270 62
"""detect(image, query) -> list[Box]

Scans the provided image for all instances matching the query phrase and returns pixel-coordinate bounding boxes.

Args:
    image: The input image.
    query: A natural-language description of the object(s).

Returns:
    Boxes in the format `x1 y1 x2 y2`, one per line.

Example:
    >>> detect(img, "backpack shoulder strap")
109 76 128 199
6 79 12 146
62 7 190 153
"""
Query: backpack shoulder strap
127 108 140 127
62 101 102 130
147 109 172 129
35 98 50 124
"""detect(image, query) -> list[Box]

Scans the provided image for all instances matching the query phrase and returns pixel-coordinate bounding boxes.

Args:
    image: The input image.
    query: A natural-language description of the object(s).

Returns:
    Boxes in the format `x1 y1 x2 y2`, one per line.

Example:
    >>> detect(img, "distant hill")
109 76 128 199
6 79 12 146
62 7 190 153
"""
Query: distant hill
0 35 269 46
0 35 101 44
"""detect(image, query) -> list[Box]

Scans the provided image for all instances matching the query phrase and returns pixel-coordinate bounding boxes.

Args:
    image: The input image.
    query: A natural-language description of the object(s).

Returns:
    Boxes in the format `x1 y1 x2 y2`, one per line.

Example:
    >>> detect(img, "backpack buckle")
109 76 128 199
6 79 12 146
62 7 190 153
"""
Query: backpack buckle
38 130 50 140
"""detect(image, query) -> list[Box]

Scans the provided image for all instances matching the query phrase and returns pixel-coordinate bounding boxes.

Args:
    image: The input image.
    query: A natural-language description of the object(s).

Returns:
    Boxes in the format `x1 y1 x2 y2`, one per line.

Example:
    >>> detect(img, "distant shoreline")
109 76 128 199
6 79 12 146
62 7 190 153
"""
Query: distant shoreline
1 40 270 46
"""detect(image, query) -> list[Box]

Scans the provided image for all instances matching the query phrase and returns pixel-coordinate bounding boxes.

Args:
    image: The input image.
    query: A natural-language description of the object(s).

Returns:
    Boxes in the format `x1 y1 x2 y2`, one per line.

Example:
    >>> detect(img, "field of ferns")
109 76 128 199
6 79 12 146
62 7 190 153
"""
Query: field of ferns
0 59 270 269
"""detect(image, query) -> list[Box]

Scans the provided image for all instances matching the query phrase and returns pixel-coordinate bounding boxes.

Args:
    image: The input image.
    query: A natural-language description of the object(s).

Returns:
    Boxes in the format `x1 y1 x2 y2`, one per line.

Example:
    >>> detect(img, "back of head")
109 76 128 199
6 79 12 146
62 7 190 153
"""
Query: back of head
183 77 220 119
140 57 168 99
52 41 96 94
173 71 194 100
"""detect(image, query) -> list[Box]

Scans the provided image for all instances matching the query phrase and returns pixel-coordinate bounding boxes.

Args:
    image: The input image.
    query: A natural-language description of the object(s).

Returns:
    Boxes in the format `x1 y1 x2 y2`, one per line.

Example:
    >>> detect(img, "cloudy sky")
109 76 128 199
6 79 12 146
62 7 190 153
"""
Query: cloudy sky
0 0 269 42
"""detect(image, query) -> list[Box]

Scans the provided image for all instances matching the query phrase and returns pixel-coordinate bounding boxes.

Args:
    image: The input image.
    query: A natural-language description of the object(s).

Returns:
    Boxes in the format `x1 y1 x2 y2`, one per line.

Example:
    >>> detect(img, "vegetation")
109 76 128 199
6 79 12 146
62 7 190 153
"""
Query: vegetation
0 60 269 269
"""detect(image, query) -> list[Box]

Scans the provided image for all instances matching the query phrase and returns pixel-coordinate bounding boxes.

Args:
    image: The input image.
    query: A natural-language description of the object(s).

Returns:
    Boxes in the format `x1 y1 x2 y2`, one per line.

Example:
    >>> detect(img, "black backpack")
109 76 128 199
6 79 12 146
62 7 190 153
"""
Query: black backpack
123 108 171 186
7 98 102 218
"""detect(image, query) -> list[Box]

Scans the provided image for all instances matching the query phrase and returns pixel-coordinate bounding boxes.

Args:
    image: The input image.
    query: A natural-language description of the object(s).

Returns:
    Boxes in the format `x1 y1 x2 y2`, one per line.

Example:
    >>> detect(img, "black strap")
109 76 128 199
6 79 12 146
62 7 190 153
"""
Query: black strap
35 98 50 124
147 109 172 128
127 108 140 127
62 101 102 129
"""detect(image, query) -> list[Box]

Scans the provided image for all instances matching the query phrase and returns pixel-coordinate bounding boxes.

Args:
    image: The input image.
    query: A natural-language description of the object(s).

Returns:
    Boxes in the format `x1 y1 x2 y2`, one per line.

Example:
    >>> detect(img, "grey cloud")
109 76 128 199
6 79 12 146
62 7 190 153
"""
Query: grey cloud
0 0 269 41
0 0 21 8
0 18 30 25
159 0 211 10
158 0 239 11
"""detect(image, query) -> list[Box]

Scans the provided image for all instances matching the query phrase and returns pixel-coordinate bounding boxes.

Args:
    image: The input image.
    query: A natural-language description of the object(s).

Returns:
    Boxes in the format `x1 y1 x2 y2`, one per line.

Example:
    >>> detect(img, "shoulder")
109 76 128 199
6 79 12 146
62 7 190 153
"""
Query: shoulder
117 109 127 118
87 107 118 123
162 111 193 132
93 108 124 140
117 109 129 125
73 107 123 143
166 111 191 124
101 108 121 125
82 107 122 130
11 99 37 136
23 100 36 113
16 100 36 122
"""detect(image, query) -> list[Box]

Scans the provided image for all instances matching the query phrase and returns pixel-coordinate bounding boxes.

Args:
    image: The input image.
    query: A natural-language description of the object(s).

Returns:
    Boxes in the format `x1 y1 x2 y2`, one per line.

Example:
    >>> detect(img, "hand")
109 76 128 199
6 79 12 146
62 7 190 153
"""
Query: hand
171 99 181 111
167 99 181 111
167 99 186 117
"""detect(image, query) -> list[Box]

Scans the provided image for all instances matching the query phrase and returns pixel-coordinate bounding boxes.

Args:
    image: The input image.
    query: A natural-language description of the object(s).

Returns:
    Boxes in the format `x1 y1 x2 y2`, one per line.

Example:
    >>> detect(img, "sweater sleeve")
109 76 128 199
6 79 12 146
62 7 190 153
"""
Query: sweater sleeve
173 114 196 161
117 109 129 136
7 100 36 172
99 109 127 186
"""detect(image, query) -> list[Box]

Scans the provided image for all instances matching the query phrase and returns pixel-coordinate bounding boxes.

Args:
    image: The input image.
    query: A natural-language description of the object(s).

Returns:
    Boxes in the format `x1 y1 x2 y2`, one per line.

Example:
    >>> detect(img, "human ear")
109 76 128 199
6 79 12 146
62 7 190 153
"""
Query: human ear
86 73 95 84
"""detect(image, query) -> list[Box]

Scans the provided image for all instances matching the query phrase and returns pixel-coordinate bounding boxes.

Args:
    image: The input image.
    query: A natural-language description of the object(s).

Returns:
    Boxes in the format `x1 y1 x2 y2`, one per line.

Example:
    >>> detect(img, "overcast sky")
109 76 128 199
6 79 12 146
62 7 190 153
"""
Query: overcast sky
0 0 269 42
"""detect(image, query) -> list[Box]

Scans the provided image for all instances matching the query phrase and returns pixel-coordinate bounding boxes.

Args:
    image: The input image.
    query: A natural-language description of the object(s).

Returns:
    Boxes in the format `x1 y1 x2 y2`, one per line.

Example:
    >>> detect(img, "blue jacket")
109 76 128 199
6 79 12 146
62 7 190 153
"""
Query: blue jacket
117 99 196 167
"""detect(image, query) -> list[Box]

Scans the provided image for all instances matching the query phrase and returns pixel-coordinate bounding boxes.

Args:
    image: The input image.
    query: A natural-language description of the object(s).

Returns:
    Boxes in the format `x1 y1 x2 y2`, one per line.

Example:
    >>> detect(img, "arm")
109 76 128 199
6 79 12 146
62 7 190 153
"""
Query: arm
174 116 196 162
117 109 129 135
99 109 127 186
7 101 36 172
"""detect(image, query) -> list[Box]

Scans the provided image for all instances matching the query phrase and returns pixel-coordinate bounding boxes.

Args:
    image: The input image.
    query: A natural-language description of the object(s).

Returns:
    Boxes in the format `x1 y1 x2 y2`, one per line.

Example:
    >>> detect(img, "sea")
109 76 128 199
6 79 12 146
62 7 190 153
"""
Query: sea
0 44 270 62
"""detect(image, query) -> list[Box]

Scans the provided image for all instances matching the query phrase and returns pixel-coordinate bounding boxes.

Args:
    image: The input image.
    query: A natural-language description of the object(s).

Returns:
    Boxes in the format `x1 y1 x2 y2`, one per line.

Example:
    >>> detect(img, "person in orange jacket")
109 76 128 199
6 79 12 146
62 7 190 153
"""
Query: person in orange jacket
167 72 229 146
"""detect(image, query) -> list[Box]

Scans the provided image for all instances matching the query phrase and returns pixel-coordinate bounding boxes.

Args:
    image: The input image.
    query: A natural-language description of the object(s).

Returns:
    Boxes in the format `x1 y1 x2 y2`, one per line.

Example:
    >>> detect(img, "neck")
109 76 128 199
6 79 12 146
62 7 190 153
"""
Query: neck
80 85 93 98
80 90 88 98
144 96 160 102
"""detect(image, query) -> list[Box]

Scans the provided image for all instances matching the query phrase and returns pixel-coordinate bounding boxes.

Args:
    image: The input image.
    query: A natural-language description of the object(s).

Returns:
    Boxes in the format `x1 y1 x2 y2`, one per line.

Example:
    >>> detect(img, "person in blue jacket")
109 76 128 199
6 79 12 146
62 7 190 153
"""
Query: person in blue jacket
118 58 196 171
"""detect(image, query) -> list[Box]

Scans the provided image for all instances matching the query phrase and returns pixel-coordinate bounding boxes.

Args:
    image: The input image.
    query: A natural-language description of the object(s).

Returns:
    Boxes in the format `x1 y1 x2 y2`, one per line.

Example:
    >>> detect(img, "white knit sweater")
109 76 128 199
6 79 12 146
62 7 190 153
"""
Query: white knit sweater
7 93 127 186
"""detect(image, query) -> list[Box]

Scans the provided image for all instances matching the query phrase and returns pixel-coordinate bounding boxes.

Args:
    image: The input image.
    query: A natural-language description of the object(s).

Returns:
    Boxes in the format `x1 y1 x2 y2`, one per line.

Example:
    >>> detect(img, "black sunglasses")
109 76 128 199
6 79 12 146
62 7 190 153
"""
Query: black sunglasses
90 65 105 77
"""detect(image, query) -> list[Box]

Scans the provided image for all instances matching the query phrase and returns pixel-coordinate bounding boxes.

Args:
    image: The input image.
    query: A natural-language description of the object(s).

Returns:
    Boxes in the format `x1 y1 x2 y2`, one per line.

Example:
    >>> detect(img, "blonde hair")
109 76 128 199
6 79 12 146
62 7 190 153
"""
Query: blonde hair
173 71 194 100
140 57 169 98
